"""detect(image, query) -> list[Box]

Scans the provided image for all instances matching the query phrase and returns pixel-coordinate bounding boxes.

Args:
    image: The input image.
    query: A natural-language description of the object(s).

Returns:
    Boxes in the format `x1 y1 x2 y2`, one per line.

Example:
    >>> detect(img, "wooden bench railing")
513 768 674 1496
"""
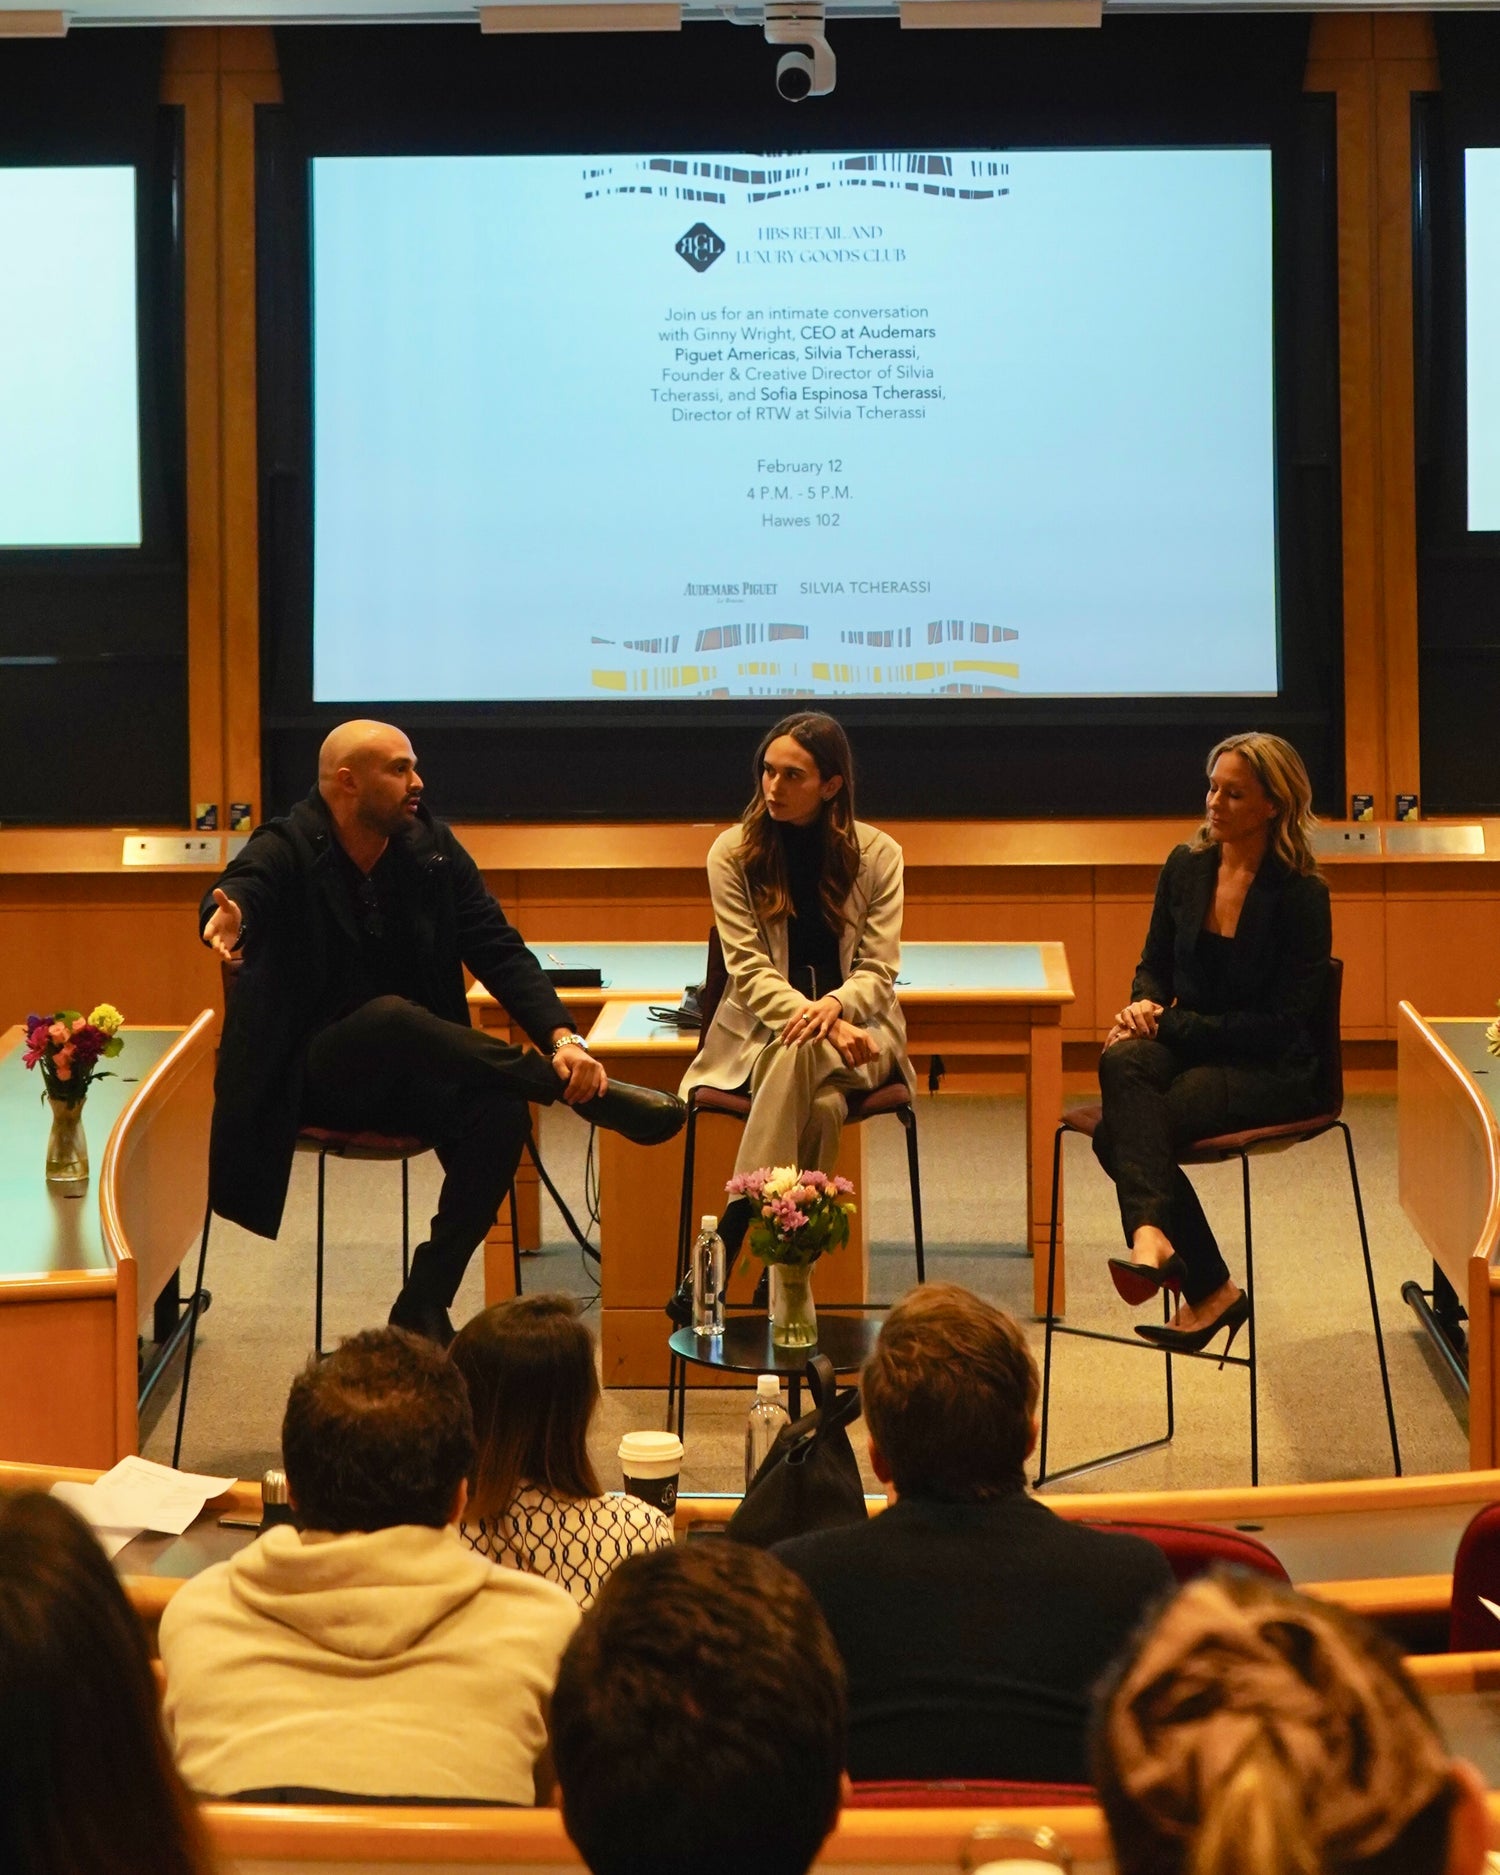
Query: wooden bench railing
1 1461 1492 1656
198 1792 1500 1871
205 1800 1117 1872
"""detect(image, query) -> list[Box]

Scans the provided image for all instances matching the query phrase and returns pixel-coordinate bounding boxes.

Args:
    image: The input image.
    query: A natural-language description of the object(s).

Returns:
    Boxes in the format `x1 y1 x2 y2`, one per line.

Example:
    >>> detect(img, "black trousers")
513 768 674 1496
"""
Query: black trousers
301 997 561 1307
1092 1036 1317 1305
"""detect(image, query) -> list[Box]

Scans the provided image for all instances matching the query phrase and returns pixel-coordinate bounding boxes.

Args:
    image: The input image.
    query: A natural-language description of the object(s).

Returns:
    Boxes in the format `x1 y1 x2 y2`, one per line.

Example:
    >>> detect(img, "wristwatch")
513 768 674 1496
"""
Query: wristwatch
551 1032 590 1055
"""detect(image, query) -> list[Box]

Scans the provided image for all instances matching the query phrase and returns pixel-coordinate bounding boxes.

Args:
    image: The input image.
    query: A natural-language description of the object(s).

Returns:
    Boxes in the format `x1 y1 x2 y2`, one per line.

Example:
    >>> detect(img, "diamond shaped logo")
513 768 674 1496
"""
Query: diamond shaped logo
675 223 725 273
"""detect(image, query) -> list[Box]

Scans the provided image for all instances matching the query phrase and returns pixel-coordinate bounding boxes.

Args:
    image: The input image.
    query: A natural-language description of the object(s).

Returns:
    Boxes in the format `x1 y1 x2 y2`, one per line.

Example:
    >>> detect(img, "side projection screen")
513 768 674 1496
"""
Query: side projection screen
310 148 1277 703
0 165 141 549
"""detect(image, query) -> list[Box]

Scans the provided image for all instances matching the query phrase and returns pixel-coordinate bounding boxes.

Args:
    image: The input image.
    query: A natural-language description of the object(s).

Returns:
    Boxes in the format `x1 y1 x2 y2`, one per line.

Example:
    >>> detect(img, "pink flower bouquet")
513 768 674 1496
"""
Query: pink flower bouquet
22 1004 125 1105
725 1165 856 1270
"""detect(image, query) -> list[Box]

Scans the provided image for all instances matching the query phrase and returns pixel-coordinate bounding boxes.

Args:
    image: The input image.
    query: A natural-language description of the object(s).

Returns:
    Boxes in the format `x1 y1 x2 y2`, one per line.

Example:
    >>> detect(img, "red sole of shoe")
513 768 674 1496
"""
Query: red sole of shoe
1108 1260 1182 1306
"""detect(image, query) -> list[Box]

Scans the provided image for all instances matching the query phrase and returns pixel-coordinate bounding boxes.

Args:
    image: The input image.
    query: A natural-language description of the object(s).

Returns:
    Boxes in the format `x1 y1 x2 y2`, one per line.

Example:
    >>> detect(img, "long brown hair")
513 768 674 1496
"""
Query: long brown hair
1193 732 1319 877
449 1294 602 1523
0 1492 213 1875
736 712 861 932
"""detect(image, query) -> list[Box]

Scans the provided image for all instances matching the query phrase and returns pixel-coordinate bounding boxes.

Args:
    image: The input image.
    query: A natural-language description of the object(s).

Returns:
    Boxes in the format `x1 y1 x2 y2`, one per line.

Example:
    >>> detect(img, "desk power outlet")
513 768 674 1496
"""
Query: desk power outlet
121 835 223 867
1311 825 1381 857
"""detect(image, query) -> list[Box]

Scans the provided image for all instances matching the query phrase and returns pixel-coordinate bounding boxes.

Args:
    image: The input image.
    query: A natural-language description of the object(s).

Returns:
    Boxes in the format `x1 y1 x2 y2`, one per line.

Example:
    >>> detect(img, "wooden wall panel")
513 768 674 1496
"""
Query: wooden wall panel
503 868 709 942
0 879 222 1030
0 1298 118 1469
1328 886 1388 1036
1092 869 1156 1037
1386 889 1500 1025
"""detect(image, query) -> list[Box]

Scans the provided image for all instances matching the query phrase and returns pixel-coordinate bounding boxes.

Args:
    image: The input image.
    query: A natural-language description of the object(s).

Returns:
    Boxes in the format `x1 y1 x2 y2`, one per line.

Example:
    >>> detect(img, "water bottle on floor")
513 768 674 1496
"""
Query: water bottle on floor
691 1215 725 1339
746 1374 790 1488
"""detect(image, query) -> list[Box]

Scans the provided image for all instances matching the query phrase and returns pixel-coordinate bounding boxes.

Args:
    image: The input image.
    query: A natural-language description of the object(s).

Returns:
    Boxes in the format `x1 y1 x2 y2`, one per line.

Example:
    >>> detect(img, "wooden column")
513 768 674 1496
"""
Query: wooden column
161 26 280 832
1306 14 1437 817
220 30 280 829
161 36 224 833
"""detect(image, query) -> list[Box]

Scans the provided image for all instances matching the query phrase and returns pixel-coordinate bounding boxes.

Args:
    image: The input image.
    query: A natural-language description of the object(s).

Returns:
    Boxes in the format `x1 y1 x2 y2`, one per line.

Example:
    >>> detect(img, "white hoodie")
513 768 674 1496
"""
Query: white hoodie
158 1522 579 1803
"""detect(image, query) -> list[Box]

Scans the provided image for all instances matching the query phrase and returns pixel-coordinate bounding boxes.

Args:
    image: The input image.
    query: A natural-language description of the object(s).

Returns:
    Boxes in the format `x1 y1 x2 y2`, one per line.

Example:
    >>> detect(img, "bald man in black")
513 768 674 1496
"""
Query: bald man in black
201 720 682 1344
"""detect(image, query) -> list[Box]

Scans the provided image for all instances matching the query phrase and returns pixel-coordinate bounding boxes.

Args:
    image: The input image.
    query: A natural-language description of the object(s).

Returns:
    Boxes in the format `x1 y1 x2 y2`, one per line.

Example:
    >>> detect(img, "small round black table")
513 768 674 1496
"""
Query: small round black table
667 1310 883 1435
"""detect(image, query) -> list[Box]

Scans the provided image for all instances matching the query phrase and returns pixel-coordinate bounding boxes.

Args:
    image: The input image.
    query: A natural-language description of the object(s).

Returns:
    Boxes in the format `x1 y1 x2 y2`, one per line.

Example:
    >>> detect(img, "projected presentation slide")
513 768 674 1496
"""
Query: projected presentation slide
311 149 1277 702
0 166 141 549
1468 149 1500 530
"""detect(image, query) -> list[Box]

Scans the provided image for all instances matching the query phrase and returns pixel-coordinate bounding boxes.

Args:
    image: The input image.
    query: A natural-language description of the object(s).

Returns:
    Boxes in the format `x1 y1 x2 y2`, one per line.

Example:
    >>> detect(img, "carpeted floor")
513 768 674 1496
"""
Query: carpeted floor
143 1093 1468 1498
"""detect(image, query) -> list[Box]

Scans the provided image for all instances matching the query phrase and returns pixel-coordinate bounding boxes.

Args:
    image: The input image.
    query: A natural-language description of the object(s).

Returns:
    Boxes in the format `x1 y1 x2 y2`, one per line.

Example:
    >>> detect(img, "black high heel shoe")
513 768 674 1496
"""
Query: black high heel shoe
1107 1254 1188 1306
1134 1290 1250 1367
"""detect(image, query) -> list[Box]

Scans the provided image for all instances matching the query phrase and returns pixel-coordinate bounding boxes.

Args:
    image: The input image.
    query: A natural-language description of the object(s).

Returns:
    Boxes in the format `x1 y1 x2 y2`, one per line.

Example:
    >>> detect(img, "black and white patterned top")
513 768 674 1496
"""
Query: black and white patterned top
461 1488 675 1608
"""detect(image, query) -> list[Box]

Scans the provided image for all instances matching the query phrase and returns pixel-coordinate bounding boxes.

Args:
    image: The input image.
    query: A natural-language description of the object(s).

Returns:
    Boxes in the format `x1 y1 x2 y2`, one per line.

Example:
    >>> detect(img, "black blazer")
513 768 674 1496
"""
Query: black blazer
1133 842 1331 1078
199 790 571 1240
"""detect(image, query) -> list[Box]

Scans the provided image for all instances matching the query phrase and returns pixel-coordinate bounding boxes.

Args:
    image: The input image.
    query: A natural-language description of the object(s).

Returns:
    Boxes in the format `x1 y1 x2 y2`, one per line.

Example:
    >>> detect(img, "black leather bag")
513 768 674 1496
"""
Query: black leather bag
724 1353 869 1549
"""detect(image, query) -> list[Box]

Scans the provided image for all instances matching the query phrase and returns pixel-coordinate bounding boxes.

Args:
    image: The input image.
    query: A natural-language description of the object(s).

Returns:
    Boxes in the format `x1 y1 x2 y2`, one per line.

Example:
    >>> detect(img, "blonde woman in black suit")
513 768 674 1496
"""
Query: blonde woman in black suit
1094 732 1330 1357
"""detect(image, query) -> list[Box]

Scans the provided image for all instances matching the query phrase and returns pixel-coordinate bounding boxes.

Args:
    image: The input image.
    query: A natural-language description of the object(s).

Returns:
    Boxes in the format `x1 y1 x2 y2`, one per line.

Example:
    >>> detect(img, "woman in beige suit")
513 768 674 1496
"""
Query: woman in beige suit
682 712 913 1260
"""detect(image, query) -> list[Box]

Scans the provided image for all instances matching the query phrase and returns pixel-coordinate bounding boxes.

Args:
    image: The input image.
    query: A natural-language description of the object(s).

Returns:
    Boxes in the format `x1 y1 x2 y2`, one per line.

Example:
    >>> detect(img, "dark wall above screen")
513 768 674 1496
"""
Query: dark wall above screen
258 17 1343 824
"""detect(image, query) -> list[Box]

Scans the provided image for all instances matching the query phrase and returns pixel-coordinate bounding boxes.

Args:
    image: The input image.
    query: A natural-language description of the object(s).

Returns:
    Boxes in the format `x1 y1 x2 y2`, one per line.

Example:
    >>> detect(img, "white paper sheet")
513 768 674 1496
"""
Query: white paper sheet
92 1455 237 1535
49 1481 142 1560
51 1455 236 1544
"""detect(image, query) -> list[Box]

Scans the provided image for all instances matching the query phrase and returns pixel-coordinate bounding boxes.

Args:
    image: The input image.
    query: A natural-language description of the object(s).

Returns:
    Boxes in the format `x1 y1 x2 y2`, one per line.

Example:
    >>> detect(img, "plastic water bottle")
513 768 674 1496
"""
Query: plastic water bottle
745 1374 790 1488
691 1215 725 1339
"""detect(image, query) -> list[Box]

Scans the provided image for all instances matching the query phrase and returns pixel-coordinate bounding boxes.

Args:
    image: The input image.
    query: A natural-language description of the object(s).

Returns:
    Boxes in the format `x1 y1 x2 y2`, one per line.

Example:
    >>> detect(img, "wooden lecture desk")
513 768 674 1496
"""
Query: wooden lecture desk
1399 1006 1500 1470
471 940 1074 1385
0 1017 215 1467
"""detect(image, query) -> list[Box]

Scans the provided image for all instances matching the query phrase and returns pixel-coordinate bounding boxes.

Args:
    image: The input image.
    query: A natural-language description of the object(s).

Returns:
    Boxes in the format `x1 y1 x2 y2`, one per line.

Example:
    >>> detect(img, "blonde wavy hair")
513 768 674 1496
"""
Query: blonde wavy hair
1193 732 1319 877
1094 1574 1462 1875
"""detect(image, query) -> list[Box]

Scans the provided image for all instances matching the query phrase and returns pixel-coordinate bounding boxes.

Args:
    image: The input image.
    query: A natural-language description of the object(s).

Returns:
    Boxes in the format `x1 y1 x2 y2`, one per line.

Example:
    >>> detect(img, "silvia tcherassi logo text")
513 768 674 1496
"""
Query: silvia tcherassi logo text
676 223 725 272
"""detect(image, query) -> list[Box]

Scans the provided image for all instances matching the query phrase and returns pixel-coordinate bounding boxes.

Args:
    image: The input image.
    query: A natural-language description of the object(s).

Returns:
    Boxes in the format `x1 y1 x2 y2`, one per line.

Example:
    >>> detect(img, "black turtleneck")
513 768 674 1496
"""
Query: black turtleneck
778 820 843 1003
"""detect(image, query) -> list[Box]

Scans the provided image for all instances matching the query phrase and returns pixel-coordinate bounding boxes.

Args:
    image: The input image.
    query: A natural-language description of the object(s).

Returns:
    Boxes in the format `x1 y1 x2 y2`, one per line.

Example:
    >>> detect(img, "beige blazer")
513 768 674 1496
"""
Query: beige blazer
680 820 914 1097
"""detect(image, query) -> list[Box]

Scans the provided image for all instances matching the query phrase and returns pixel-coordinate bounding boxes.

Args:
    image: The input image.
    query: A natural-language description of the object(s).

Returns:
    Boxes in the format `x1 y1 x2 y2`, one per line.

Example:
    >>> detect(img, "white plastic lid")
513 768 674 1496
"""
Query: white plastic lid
618 1430 684 1475
757 1374 781 1399
700 1215 718 1233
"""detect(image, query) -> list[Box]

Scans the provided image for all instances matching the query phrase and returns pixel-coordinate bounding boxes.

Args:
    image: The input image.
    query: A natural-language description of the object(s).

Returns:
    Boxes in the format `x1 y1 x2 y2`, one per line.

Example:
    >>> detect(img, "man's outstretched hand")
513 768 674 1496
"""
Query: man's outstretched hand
203 888 244 961
553 1043 608 1105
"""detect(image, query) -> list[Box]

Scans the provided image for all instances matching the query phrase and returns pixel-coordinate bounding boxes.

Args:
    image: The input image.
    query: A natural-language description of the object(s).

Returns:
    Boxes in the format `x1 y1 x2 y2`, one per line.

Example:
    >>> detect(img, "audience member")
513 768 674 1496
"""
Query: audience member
450 1294 673 1607
1093 1573 1490 1875
551 1542 846 1875
774 1283 1173 1784
0 1491 213 1875
159 1327 579 1804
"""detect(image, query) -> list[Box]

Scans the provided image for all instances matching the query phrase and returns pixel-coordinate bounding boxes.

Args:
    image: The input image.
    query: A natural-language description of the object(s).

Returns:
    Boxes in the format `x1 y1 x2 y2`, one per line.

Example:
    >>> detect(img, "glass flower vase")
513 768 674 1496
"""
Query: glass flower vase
770 1262 818 1349
45 1096 89 1185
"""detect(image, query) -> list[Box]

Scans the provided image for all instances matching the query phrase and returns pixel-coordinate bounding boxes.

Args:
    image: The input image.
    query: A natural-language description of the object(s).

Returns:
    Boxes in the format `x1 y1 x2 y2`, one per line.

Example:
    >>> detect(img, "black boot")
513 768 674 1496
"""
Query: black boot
388 1245 458 1348
388 1288 456 1349
577 1081 686 1146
